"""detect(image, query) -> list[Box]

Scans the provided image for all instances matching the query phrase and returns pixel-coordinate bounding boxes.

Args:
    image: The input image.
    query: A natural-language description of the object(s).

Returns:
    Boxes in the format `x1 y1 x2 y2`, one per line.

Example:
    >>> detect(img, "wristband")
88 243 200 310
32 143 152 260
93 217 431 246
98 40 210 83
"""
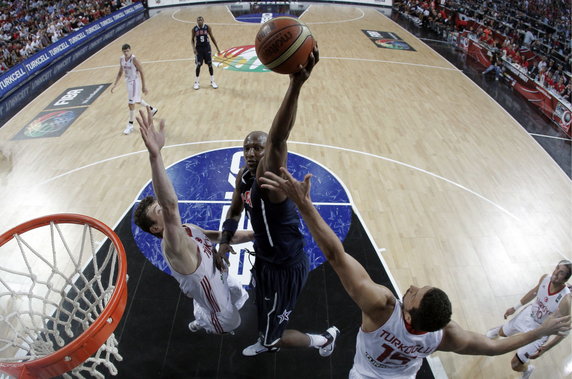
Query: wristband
513 302 522 311
222 219 238 233
221 219 238 245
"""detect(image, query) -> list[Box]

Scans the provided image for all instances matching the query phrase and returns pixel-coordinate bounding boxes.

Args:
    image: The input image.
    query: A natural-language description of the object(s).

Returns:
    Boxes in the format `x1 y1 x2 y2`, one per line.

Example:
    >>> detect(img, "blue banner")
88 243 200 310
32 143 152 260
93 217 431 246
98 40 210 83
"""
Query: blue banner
0 2 144 100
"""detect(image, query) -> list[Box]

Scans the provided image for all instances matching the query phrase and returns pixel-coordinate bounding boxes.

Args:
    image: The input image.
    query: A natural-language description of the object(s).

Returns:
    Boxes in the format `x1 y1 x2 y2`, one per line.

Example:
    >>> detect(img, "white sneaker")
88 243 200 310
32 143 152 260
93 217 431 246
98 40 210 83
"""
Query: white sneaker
193 82 199 90
123 123 134 135
242 338 279 356
485 326 500 339
521 365 535 379
188 320 202 333
319 326 340 357
211 80 218 89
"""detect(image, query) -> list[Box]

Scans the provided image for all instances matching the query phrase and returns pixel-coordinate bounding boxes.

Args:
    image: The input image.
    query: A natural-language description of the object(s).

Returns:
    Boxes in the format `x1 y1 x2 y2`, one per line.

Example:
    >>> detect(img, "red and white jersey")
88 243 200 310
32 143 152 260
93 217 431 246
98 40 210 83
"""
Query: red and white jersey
530 275 570 324
351 302 443 379
120 54 138 82
162 224 239 333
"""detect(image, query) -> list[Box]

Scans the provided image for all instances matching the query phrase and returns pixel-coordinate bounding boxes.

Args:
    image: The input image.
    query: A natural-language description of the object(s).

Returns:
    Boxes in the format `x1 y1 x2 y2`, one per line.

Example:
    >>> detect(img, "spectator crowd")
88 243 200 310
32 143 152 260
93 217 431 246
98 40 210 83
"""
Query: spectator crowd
0 0 129 74
394 0 571 101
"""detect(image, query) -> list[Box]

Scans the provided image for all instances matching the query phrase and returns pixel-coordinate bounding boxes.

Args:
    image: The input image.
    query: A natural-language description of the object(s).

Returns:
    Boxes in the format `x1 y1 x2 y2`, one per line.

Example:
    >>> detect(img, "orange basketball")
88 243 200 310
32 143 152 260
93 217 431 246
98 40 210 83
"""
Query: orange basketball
255 17 315 75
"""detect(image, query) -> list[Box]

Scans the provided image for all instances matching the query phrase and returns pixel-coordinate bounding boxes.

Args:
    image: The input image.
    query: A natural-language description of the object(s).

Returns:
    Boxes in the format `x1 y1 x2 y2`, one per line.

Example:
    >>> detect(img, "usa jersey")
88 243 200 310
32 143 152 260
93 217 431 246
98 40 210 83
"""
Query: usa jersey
351 301 443 378
530 275 570 324
193 25 210 48
120 54 138 82
239 168 305 265
162 225 244 334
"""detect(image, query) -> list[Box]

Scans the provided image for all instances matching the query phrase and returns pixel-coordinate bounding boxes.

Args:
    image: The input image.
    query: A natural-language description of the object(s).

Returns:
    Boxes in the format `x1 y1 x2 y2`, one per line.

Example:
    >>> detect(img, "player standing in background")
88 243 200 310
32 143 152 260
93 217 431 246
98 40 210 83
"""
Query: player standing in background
486 260 571 379
111 44 158 135
192 16 220 90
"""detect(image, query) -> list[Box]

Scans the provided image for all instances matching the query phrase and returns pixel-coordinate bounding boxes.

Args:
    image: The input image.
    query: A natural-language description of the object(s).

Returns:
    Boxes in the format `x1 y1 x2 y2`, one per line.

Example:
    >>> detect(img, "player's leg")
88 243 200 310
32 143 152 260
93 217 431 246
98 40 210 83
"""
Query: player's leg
194 50 203 90
510 336 545 379
205 47 217 89
273 259 339 355
486 307 528 339
242 259 339 356
123 80 138 134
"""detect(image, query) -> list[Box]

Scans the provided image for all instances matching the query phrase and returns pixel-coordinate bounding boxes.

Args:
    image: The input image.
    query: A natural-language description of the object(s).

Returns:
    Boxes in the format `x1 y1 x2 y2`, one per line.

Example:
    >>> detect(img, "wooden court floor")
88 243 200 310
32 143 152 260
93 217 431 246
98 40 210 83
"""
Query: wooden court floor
0 4 570 378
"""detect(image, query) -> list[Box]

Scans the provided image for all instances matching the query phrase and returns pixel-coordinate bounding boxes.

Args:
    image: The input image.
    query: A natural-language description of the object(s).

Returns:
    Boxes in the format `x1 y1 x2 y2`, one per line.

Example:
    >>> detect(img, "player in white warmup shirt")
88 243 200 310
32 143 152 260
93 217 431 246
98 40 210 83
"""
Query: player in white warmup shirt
133 107 250 334
258 168 571 379
111 44 158 135
486 260 571 379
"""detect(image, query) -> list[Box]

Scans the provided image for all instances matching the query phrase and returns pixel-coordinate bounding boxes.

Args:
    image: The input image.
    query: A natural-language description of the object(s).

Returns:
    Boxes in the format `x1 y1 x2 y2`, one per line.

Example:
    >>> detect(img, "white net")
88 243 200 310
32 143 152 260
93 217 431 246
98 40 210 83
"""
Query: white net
0 218 125 378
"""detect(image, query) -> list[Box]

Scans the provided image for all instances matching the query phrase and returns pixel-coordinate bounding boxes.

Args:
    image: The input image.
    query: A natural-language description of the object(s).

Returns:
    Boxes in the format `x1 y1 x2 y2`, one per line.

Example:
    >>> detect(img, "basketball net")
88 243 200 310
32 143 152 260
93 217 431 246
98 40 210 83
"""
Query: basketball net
0 215 127 378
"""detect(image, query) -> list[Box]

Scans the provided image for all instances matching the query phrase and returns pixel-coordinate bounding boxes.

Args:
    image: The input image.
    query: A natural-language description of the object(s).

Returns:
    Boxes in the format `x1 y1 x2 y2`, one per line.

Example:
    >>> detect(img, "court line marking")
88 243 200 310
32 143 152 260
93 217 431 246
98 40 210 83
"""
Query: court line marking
37 139 521 222
69 55 458 73
530 133 572 141
171 4 365 25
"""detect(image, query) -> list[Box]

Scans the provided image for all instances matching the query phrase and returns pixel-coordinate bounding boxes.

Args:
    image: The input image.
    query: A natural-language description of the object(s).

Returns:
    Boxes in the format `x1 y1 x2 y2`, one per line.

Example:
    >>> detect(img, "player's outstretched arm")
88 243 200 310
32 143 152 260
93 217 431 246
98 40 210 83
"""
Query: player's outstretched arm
198 226 254 245
438 313 571 356
137 108 197 271
259 167 392 313
258 46 319 188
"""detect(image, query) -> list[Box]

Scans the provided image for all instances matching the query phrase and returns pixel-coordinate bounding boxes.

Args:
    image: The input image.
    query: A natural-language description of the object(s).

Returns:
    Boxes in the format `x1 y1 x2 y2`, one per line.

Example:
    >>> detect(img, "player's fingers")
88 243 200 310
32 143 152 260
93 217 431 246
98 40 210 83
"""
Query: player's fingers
279 167 295 182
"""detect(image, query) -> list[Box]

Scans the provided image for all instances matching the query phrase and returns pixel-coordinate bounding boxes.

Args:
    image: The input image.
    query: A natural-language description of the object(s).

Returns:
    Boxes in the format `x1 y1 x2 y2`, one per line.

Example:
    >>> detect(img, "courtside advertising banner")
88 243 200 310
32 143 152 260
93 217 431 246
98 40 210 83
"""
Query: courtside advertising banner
0 3 144 100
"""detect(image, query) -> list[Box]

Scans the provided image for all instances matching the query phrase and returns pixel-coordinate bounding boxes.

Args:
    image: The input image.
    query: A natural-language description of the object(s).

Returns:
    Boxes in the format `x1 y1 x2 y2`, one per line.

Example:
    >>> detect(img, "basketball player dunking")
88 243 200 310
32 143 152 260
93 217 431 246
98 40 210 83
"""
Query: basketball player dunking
110 44 158 135
192 16 220 90
486 260 571 379
217 46 340 357
258 167 571 378
133 107 251 334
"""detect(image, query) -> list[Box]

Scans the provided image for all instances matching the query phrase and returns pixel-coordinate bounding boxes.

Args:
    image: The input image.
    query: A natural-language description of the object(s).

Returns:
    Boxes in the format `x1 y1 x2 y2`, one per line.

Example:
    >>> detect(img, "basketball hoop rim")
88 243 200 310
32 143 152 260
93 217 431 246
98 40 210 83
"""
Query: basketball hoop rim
0 213 128 379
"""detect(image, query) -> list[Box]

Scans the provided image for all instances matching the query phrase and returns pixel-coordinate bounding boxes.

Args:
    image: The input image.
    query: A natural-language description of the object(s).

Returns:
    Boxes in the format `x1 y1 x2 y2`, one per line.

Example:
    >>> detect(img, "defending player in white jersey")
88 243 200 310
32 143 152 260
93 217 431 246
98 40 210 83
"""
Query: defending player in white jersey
486 260 571 379
259 167 571 379
133 107 250 334
111 44 158 135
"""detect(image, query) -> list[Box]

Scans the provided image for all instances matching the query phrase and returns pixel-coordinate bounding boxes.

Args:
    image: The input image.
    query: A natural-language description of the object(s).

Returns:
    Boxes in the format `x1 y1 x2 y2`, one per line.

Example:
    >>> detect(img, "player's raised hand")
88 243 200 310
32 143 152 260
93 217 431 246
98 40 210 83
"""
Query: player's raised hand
259 167 312 208
291 45 319 84
538 314 571 337
137 106 165 157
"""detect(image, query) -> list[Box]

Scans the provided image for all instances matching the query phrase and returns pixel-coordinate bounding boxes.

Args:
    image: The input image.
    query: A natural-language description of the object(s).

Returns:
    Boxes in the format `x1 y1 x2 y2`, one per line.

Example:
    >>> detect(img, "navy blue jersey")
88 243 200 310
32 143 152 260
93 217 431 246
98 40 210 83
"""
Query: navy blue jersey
239 168 305 265
193 25 210 48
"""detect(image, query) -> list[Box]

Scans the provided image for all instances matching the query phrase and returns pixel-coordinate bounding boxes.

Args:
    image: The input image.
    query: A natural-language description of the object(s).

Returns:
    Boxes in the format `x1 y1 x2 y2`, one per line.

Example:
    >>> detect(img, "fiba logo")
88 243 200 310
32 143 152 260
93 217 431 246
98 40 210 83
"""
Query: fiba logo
213 45 270 73
24 110 77 138
131 147 353 287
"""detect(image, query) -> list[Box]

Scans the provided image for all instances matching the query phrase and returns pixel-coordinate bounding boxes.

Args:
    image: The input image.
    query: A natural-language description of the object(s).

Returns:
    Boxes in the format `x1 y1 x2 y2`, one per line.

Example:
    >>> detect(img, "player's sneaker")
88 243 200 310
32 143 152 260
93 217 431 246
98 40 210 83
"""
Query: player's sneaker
188 320 202 333
521 365 535 379
151 107 158 117
319 326 340 357
242 338 280 356
485 326 500 339
211 80 218 89
193 82 200 90
123 123 134 135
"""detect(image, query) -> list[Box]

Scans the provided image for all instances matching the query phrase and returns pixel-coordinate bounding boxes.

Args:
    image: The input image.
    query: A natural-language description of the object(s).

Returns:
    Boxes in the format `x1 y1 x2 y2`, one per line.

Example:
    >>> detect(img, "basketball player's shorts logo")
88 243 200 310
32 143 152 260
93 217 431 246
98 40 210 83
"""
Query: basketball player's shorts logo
131 147 352 288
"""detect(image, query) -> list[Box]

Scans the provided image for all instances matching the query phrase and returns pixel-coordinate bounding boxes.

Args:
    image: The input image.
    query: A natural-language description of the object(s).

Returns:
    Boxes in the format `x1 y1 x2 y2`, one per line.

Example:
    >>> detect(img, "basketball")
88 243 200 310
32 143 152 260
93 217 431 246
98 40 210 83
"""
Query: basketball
255 17 316 75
